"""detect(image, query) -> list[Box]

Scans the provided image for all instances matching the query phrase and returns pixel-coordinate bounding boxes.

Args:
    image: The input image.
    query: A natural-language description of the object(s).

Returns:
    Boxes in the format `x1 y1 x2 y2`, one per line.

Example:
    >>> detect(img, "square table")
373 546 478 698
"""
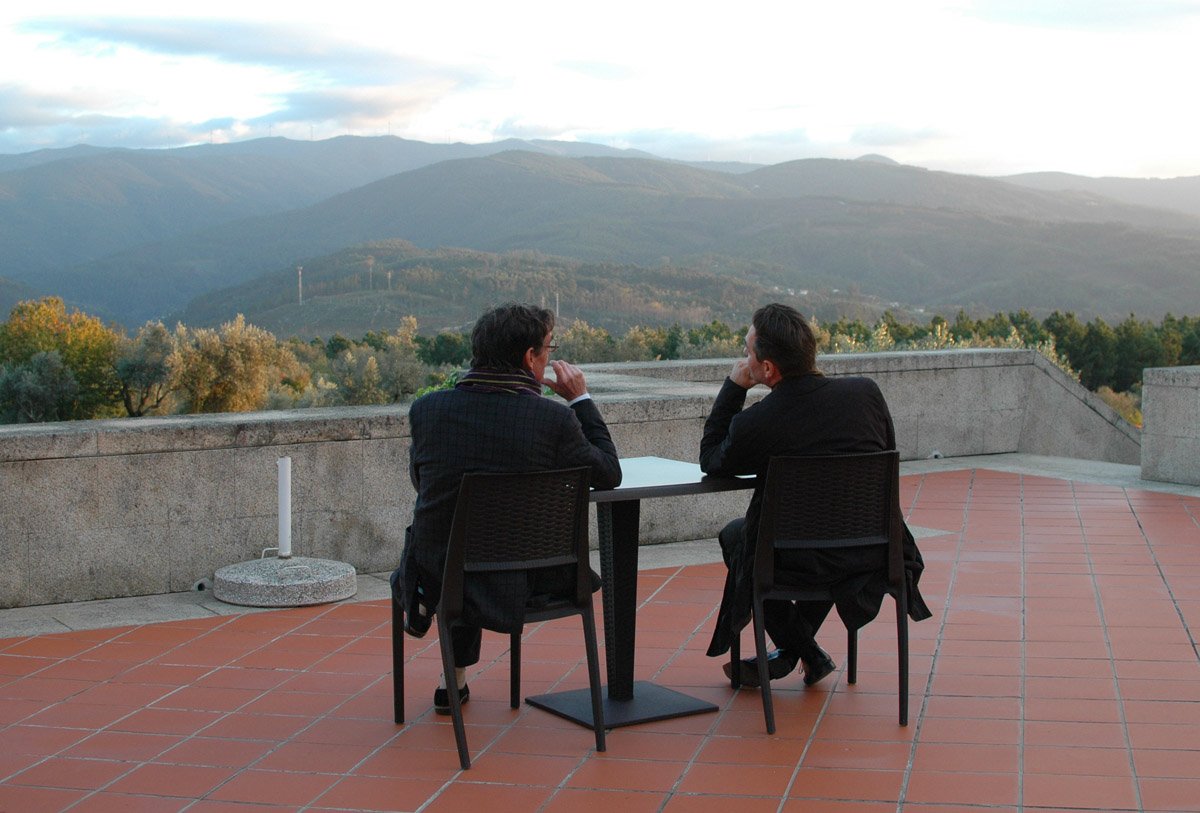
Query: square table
526 456 756 728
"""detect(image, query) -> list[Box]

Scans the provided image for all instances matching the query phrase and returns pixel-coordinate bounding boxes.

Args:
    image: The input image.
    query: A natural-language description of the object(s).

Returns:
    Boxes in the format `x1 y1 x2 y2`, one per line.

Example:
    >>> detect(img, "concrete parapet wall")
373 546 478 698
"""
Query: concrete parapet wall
1141 365 1200 485
0 349 1139 608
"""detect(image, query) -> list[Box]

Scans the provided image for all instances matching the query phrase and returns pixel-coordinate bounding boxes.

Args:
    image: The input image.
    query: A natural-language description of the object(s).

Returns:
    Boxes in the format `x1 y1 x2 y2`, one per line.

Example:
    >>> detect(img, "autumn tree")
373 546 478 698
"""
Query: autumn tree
169 315 305 413
0 297 121 420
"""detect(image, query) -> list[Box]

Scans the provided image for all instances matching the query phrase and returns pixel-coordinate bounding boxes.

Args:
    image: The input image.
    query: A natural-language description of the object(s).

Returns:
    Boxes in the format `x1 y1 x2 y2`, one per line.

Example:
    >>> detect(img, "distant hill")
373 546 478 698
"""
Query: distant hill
8 136 1200 330
0 276 39 320
1002 171 1200 220
0 135 656 300
171 241 809 338
52 150 1200 327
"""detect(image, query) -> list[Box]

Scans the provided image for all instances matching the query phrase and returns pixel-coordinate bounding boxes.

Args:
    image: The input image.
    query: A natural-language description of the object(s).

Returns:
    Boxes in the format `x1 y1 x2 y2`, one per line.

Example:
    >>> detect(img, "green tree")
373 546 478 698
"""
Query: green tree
115 322 176 416
1112 315 1166 392
416 331 471 367
0 351 80 423
0 297 121 419
1075 318 1117 390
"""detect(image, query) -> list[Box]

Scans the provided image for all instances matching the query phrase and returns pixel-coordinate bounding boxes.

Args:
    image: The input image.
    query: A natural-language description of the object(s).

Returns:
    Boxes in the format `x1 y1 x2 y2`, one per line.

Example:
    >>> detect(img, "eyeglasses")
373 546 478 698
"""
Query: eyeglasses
545 343 558 352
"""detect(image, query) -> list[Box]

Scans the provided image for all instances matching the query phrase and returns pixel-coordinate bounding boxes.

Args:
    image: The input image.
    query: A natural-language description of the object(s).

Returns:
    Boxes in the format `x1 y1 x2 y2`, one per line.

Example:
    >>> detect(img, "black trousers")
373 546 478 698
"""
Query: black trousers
719 518 832 664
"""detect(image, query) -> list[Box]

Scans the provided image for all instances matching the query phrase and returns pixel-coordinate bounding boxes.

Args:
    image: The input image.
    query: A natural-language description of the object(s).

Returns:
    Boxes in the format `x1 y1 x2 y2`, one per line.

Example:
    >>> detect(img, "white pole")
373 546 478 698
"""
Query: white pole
278 457 292 558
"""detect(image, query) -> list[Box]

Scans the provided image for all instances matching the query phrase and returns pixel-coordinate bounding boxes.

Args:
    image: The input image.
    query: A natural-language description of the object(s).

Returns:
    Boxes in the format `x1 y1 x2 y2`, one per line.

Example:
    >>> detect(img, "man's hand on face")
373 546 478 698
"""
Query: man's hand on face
729 356 756 389
544 359 589 401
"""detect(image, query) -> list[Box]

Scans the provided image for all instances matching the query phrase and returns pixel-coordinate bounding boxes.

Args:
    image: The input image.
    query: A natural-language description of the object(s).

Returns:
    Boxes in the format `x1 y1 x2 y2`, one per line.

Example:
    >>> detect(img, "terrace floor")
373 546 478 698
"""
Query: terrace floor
2 456 1200 812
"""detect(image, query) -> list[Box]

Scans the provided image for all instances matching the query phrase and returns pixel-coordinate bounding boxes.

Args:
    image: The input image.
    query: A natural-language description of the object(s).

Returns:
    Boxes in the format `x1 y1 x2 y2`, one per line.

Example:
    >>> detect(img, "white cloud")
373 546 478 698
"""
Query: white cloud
2 0 1200 176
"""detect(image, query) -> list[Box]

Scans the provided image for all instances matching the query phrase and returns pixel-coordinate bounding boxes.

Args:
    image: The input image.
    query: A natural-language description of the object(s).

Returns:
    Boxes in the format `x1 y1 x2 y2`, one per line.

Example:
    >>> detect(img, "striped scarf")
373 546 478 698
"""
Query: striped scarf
455 366 542 397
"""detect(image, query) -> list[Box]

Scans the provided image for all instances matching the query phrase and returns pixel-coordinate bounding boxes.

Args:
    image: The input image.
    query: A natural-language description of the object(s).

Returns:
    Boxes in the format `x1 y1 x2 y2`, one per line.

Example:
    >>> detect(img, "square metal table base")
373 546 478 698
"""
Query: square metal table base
526 681 718 728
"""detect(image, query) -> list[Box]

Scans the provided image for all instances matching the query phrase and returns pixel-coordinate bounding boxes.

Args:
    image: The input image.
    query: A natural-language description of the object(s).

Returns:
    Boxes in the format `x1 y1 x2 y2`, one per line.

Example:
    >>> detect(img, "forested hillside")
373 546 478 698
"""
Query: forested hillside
7 136 1200 333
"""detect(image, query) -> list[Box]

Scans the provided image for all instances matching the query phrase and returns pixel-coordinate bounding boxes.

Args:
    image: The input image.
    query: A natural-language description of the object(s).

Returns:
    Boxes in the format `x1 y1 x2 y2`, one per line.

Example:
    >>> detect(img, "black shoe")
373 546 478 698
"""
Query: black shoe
722 649 800 688
802 648 836 687
433 684 470 715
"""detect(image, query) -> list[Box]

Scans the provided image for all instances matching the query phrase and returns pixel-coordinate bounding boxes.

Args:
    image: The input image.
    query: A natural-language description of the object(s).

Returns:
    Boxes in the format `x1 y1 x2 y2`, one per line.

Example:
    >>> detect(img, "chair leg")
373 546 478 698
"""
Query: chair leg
581 608 606 752
897 593 909 726
510 632 521 710
847 627 858 685
437 618 471 769
729 627 741 689
751 597 775 734
391 599 404 724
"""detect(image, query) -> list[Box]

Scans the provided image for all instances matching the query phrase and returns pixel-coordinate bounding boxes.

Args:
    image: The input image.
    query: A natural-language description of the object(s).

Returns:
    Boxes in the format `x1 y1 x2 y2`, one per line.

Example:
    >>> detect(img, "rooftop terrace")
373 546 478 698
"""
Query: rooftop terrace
3 454 1199 812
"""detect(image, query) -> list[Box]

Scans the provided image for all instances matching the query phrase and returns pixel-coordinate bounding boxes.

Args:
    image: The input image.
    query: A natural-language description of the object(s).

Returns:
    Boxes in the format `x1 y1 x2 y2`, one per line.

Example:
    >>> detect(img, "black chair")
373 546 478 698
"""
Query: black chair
729 451 908 733
392 467 606 769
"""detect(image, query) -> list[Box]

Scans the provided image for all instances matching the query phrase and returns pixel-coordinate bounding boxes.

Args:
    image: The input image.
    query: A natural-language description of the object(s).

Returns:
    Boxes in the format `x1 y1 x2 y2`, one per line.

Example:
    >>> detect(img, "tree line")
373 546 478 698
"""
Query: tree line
0 297 1188 425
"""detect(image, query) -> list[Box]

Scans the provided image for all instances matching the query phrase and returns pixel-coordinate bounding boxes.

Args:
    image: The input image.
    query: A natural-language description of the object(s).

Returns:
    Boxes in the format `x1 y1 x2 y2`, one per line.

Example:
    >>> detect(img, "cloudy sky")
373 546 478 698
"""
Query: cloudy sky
2 1 1199 178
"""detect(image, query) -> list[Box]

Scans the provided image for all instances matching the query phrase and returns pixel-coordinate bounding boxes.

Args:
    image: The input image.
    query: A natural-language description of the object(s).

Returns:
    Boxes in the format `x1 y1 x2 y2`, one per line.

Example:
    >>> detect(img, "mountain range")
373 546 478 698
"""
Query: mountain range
4 135 1200 333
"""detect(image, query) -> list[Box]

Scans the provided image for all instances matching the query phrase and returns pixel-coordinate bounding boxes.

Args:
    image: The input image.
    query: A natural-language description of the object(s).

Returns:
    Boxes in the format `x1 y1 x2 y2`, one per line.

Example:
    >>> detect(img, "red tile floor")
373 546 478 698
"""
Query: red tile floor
3 468 1200 812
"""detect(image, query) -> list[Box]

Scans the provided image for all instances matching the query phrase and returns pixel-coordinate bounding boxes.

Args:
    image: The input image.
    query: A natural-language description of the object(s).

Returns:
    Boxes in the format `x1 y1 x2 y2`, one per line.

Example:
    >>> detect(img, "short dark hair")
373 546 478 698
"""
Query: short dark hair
751 303 817 377
471 302 555 369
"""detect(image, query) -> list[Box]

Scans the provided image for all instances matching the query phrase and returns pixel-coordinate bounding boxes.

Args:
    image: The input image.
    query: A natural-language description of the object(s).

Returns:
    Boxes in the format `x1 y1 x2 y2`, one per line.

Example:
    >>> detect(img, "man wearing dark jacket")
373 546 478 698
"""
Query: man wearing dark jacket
392 303 621 712
700 303 930 687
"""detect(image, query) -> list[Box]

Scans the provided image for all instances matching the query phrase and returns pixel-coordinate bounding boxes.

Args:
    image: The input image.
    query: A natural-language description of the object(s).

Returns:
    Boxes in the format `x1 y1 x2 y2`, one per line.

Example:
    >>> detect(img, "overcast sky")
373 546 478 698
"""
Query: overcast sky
3 1 1199 178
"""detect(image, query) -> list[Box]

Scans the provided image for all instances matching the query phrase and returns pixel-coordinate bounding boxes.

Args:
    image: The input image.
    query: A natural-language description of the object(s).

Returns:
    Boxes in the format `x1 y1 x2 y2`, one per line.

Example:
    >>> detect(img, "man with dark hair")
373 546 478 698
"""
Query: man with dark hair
392 302 621 712
700 303 930 687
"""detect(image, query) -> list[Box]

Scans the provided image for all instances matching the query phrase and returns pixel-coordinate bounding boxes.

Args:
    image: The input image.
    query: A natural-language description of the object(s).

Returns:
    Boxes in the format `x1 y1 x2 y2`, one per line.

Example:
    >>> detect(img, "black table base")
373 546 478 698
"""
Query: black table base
523 458 753 729
526 681 718 728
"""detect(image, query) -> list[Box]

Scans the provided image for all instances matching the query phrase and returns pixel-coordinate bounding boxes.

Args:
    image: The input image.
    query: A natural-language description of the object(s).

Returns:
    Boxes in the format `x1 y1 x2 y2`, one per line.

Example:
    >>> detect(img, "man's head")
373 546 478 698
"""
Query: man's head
747 303 818 382
470 302 556 373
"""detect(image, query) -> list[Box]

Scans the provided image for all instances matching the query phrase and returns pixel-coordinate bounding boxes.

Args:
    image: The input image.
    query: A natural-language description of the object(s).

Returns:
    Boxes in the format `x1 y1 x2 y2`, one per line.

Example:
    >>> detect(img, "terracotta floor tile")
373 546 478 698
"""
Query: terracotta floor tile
188 801 297 813
3 723 92 755
1128 723 1200 750
910 741 1019 774
1139 776 1200 812
545 788 670 813
157 736 274 767
465 750 583 785
1023 771 1139 809
207 769 340 806
493 723 634 757
904 770 1019 806
62 730 181 761
421 782 554 813
567 758 688 792
1024 744 1132 775
107 762 236 797
196 712 310 741
23 700 139 729
788 767 905 802
109 707 223 736
68 793 192 813
677 762 795 796
780 802 902 813
915 716 1020 745
1024 720 1128 748
8 756 131 790
256 740 375 773
312 774 448 811
0 784 87 813
696 733 809 766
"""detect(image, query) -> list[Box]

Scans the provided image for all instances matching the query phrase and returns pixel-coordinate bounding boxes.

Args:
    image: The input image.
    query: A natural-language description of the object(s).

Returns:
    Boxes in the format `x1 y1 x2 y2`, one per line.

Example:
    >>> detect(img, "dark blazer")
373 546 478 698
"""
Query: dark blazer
700 373 930 655
395 386 621 633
